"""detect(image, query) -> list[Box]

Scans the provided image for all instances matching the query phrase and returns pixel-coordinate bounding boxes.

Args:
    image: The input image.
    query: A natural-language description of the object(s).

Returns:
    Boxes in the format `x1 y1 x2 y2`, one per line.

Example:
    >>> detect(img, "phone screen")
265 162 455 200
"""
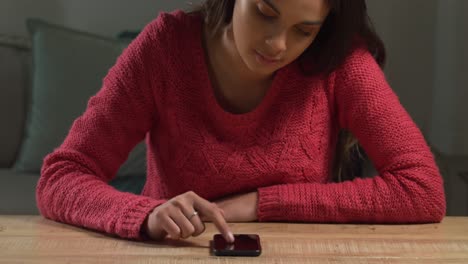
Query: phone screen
212 234 261 256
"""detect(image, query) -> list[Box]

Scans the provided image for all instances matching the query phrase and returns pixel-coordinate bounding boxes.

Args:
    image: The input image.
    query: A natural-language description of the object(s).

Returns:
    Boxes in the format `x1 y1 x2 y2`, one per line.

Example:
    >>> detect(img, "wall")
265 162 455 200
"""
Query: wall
367 0 438 135
430 0 468 156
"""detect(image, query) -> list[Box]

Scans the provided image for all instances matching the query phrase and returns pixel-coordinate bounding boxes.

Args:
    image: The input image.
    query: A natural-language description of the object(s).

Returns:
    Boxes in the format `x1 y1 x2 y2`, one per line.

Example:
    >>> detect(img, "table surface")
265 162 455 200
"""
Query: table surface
1 216 467 263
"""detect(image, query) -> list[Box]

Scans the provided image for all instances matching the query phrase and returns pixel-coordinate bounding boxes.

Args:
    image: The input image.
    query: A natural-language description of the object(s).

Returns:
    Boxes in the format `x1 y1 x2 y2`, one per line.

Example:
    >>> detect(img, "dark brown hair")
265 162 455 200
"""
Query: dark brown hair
190 0 386 182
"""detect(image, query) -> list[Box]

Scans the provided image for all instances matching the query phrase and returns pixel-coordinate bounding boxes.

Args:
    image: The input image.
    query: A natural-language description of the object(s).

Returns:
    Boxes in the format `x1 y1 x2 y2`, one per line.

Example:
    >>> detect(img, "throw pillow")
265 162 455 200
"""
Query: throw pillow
14 19 147 181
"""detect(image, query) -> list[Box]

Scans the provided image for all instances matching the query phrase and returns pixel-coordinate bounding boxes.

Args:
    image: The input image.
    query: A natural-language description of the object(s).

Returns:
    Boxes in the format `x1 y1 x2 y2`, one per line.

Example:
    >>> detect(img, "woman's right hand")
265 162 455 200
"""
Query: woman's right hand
143 191 235 243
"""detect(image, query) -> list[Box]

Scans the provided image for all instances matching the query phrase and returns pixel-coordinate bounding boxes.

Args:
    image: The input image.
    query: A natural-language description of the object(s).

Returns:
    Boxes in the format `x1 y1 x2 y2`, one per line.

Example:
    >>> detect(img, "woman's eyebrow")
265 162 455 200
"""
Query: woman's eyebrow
262 0 324 26
263 0 281 14
301 20 323 26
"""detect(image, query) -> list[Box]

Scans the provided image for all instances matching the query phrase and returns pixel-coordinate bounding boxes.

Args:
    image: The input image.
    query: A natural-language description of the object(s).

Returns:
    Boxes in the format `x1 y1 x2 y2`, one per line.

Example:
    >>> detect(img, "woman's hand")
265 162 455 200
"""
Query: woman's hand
143 191 234 243
211 192 259 222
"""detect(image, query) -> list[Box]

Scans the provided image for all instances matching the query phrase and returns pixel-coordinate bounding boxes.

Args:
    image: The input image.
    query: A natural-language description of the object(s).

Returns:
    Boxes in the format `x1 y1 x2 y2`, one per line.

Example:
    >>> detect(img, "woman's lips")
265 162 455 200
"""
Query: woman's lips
255 50 281 65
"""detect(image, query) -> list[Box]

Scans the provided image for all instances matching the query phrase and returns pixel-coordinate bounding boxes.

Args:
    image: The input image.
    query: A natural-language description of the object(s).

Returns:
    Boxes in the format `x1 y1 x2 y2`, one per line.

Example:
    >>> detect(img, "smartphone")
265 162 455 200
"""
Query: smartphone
212 234 262 257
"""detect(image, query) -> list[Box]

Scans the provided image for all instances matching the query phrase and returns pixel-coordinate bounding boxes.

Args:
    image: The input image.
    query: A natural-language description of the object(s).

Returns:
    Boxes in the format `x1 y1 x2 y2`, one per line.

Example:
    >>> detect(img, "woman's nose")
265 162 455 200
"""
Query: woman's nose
264 33 287 57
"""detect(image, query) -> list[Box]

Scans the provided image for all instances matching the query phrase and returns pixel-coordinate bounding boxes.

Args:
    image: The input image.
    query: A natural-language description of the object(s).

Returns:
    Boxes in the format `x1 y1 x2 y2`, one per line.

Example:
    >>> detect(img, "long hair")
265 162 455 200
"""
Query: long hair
190 0 386 182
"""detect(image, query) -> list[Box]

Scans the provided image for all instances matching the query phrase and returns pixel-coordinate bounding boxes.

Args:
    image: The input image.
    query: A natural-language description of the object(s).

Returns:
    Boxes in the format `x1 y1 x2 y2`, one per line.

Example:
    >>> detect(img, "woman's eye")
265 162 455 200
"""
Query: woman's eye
256 5 276 20
297 28 312 37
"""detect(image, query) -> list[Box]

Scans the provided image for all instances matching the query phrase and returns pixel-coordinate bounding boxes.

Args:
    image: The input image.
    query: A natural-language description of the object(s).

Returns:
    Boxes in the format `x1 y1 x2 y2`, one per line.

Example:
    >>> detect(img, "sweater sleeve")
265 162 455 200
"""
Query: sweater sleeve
36 16 169 240
257 49 446 224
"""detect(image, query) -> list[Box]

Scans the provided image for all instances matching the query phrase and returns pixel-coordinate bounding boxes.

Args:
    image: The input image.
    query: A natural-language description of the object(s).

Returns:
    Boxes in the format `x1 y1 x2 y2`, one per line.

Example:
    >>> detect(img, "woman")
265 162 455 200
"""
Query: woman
36 0 446 244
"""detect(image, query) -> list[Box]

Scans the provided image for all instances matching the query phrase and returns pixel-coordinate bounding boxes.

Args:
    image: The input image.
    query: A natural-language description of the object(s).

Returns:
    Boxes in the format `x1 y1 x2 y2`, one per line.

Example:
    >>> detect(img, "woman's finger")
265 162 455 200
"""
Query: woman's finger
160 215 182 240
170 209 196 239
191 193 234 243
180 206 206 237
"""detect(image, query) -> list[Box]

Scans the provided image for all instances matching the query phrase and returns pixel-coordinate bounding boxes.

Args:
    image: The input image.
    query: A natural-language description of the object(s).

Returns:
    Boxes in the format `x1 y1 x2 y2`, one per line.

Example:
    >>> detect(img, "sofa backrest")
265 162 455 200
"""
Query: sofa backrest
0 36 31 168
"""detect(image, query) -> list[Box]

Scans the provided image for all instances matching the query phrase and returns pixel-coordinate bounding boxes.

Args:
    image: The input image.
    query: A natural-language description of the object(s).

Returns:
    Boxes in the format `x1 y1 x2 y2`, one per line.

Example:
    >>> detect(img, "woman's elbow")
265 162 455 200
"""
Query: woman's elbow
418 171 447 223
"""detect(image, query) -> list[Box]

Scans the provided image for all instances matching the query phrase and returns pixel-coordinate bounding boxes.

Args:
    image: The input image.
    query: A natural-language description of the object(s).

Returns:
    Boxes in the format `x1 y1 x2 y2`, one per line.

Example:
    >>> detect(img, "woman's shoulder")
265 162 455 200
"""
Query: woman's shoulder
335 47 381 78
124 9 201 60
288 47 379 84
123 9 201 60
331 46 390 99
143 9 201 41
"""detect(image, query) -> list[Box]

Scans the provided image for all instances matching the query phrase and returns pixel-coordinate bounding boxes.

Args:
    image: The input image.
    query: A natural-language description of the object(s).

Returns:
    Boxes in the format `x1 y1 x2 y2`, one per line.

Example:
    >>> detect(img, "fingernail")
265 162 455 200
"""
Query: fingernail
228 232 235 243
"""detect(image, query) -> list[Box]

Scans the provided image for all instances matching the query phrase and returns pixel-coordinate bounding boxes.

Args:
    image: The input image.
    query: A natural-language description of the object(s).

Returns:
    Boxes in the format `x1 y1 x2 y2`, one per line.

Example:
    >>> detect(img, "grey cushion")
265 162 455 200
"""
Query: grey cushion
0 169 39 214
0 39 31 168
0 169 145 215
13 19 146 177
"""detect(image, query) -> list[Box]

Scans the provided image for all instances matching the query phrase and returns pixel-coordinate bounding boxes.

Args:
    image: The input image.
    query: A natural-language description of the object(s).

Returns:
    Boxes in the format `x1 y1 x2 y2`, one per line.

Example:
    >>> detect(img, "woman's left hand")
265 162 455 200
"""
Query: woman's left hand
208 192 259 222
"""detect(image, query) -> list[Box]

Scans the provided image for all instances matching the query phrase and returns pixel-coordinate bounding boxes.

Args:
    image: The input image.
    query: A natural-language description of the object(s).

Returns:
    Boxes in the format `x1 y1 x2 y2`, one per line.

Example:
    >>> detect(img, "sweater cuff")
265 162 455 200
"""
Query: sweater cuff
257 185 282 221
117 197 166 240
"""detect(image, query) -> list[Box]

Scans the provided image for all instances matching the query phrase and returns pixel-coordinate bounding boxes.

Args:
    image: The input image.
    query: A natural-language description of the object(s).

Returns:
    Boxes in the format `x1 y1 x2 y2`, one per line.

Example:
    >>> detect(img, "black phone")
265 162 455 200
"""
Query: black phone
212 234 262 257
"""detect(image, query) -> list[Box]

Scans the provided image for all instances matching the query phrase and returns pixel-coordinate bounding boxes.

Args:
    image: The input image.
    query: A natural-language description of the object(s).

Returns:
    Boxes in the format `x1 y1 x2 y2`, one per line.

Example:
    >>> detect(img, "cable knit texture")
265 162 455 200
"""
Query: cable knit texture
37 10 446 240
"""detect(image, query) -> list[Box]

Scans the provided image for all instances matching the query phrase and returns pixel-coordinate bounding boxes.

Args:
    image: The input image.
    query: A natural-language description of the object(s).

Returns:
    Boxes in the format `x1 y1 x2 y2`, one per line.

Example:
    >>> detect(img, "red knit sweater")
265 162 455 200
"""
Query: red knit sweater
37 10 446 240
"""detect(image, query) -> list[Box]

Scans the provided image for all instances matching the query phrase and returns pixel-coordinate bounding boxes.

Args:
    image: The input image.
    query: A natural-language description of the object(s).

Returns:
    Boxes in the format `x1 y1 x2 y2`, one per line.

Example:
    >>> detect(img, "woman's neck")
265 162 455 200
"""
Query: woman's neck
202 23 275 114
208 23 274 86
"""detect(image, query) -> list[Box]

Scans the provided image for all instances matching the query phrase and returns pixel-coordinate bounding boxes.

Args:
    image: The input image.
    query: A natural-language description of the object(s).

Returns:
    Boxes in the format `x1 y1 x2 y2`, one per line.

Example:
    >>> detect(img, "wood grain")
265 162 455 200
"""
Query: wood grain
1 216 467 263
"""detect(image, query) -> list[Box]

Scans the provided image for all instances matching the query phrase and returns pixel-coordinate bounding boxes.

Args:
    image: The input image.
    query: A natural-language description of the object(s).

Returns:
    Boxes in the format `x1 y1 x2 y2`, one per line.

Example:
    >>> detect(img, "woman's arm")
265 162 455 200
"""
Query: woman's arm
36 16 170 240
256 49 446 224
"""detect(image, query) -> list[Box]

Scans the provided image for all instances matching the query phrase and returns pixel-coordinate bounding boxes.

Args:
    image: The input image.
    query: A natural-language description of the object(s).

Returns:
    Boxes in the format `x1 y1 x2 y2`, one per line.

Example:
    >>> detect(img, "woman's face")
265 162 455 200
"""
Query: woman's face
231 0 330 75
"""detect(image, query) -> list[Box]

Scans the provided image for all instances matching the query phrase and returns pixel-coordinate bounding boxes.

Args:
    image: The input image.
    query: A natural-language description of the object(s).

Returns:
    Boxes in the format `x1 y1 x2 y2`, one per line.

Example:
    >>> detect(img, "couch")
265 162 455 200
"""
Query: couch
0 20 146 214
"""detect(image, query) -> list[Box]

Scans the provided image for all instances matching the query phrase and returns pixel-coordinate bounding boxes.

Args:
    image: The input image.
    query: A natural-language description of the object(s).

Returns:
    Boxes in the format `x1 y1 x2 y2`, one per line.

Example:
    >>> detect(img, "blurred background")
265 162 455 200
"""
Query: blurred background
0 0 467 216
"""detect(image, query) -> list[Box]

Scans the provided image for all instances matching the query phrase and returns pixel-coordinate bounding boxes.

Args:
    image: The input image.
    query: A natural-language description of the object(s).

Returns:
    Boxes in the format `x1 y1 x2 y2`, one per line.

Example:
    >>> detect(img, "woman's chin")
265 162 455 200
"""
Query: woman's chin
244 59 278 77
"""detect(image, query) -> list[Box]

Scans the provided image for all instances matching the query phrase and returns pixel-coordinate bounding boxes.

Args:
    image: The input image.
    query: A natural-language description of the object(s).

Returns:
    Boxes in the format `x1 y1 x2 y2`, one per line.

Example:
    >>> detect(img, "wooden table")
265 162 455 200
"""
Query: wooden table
1 216 467 263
